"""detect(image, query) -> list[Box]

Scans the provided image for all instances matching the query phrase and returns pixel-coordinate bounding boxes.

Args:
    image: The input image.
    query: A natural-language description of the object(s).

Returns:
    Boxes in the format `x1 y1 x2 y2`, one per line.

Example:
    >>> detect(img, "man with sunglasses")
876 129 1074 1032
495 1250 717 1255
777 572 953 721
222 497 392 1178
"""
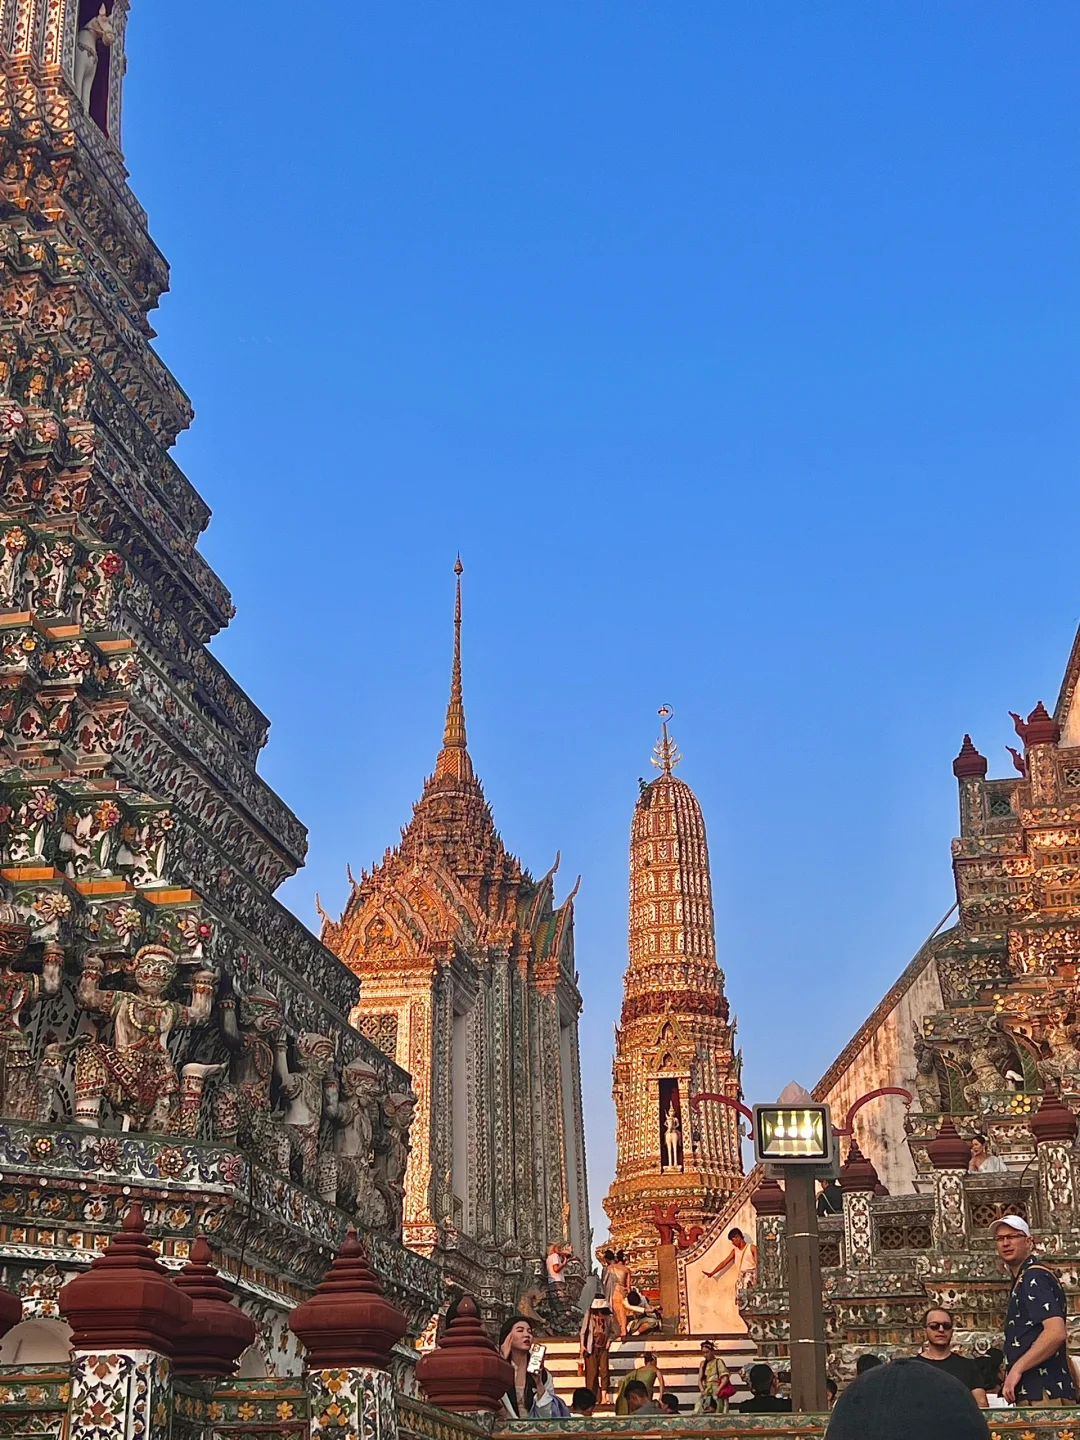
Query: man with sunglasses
914 1307 988 1407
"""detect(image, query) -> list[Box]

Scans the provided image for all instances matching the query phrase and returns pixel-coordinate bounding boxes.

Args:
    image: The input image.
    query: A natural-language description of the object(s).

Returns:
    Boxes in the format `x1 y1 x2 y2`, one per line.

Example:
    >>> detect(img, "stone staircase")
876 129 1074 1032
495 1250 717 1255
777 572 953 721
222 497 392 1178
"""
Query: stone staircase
539 1333 758 1413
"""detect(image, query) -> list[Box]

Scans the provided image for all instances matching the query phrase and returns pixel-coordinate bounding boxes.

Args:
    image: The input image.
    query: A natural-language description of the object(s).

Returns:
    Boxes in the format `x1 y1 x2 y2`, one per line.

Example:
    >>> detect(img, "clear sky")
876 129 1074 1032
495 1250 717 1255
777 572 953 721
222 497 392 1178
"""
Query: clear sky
122 3 1079 1237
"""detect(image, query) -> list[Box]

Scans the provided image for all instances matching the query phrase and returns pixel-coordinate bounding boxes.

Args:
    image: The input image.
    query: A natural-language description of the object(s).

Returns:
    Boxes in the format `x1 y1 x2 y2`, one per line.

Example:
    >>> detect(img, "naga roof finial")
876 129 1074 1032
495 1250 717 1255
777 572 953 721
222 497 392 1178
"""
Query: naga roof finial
651 704 681 775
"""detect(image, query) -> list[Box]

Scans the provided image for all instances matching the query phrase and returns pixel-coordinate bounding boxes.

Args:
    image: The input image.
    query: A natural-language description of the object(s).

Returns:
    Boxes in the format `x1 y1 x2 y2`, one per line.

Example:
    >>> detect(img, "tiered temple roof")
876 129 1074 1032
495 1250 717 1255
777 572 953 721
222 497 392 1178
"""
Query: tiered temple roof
322 566 589 1314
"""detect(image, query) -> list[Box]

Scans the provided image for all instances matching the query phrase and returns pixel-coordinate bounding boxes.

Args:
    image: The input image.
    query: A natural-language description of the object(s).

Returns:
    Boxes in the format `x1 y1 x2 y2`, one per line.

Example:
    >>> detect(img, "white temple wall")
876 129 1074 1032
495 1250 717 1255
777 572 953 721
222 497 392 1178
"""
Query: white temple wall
819 954 944 1196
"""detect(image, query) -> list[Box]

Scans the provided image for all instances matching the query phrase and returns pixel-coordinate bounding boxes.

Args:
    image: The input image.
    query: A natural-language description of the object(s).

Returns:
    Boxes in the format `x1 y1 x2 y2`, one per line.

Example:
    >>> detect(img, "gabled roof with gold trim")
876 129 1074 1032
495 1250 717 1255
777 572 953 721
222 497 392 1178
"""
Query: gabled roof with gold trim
321 565 578 977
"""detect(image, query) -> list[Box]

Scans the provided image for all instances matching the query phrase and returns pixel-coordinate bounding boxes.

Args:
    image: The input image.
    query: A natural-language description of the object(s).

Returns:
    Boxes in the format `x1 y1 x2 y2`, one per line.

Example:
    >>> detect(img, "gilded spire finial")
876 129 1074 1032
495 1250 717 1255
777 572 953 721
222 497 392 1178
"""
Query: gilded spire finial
435 557 474 781
651 704 681 775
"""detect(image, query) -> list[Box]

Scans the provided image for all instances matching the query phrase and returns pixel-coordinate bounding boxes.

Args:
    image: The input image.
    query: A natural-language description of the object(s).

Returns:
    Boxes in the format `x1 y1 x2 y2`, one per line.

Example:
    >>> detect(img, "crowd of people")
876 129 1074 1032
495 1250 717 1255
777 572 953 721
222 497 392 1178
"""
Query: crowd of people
492 1210 1075 1425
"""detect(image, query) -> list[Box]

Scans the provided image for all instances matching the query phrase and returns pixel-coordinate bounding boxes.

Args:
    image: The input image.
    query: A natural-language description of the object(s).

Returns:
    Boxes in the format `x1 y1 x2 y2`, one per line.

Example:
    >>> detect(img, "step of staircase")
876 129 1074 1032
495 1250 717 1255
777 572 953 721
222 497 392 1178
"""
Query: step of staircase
540 1333 758 1413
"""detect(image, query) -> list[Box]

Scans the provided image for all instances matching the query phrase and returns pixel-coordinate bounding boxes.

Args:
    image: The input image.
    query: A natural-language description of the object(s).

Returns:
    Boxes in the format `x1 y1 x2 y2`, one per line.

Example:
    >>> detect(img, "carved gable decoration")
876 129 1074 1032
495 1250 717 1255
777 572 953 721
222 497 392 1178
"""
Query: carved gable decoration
362 913 401 957
646 1015 693 1073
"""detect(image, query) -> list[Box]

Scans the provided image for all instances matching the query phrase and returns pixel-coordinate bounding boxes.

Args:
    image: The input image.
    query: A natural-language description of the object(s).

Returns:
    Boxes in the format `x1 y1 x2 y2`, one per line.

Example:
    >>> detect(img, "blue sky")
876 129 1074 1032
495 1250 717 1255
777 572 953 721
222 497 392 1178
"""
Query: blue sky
122 3 1079 1236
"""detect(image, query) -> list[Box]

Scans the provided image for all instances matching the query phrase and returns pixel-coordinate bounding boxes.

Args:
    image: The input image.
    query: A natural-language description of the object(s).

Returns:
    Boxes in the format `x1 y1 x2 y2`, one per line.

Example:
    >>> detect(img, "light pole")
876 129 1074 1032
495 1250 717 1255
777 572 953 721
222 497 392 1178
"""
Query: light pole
691 1083 911 1413
753 1091 835 1413
691 1084 837 1413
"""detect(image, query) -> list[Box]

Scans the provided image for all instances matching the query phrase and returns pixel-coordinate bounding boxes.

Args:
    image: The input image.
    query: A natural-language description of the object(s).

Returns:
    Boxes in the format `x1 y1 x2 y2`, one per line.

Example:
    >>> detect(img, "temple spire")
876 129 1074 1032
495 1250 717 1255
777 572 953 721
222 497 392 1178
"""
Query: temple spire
651 704 681 775
434 557 474 782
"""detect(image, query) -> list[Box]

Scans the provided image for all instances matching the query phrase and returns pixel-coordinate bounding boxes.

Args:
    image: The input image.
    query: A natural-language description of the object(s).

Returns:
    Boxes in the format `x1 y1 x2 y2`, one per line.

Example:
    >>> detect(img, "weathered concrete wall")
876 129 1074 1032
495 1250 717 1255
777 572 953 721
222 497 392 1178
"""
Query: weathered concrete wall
818 954 943 1196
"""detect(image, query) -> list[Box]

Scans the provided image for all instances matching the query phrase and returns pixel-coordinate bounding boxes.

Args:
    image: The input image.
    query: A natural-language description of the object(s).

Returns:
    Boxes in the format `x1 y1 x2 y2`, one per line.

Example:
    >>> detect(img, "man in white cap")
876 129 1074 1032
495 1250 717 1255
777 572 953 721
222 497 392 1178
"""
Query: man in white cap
992 1214 1076 1405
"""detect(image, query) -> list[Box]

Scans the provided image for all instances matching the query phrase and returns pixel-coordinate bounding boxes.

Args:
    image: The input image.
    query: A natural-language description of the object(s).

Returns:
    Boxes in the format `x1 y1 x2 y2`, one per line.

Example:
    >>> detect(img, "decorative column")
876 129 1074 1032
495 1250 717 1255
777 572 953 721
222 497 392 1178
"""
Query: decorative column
290 1229 407 1440
415 1295 513 1414
953 735 989 835
839 1140 880 1271
751 1178 787 1289
1030 1089 1078 1230
489 948 513 1246
925 1118 971 1250
59 1202 193 1440
171 1236 257 1380
1014 703 1060 807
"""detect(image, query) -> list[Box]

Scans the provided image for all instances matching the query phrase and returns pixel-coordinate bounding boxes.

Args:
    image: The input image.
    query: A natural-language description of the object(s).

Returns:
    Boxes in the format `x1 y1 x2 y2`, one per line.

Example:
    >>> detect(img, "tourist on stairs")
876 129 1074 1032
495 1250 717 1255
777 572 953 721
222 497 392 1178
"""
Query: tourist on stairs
614 1350 665 1413
580 1298 614 1405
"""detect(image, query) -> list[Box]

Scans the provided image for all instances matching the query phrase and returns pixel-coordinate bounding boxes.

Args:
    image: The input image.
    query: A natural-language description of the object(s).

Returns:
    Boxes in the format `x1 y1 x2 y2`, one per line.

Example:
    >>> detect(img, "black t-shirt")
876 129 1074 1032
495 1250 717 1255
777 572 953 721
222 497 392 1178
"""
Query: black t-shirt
914 1352 982 1393
738 1396 793 1413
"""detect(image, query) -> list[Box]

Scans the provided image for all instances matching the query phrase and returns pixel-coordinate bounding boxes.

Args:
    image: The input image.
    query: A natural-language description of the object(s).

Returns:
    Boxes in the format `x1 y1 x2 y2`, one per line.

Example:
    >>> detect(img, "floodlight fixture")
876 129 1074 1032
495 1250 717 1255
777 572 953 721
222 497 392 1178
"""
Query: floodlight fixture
753 1102 833 1166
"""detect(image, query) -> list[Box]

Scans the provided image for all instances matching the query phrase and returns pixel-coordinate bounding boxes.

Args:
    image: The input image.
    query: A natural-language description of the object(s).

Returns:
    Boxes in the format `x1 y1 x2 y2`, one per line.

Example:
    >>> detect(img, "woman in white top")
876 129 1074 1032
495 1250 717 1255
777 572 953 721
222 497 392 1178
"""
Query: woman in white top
968 1134 1007 1174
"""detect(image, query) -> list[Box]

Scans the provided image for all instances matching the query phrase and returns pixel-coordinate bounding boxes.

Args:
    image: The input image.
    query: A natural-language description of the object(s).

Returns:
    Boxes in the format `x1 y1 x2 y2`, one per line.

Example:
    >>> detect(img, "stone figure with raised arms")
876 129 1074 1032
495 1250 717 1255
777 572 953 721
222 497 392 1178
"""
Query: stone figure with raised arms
73 943 216 1130
333 1056 389 1228
277 1029 337 1189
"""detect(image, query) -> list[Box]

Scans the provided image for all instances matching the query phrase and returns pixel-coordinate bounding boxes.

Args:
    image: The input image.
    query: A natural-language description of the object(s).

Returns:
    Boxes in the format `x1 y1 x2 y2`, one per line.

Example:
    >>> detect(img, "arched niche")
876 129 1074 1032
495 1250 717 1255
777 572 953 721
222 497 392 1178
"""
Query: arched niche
75 0 113 135
0 1317 71 1363
236 1345 268 1379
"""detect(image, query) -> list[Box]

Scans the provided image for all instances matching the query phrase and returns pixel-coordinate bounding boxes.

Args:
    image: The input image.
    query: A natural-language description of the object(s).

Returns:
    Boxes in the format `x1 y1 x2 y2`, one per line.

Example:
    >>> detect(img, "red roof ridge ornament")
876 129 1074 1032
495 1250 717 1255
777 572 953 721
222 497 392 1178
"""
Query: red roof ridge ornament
289 1228 407 1370
750 1177 786 1216
59 1200 193 1354
1011 702 1061 748
171 1235 257 1379
952 735 988 780
838 1139 880 1193
925 1116 971 1171
415 1294 514 1412
1029 1088 1079 1145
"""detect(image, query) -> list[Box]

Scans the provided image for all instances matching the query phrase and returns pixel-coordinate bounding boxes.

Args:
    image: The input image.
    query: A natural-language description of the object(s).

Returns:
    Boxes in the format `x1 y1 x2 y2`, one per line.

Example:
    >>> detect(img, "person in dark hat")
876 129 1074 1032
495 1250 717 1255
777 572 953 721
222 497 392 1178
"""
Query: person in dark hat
826 1357 990 1440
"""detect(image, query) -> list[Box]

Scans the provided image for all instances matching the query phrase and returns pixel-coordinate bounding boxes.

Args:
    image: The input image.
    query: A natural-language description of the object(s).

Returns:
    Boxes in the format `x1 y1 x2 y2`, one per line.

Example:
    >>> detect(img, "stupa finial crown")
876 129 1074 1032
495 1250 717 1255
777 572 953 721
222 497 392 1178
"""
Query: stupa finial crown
651 704 681 775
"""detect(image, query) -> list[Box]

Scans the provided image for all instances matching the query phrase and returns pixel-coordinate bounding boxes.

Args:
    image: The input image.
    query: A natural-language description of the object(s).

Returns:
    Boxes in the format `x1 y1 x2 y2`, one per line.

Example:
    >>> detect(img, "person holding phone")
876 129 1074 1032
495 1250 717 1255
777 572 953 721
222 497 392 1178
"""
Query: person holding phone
499 1316 566 1418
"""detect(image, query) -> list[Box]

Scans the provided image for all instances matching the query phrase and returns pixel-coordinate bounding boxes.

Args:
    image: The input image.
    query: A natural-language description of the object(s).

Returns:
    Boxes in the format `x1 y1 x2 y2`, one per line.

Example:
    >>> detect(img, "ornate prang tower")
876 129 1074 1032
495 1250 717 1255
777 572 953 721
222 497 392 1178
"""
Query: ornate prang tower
604 709 743 1278
321 563 591 1314
0 0 442 1366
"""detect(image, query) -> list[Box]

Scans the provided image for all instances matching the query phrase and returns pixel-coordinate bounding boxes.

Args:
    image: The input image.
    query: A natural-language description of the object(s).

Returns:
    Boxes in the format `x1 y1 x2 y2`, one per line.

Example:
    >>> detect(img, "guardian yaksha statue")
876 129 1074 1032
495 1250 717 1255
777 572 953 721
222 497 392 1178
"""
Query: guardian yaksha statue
74 944 217 1130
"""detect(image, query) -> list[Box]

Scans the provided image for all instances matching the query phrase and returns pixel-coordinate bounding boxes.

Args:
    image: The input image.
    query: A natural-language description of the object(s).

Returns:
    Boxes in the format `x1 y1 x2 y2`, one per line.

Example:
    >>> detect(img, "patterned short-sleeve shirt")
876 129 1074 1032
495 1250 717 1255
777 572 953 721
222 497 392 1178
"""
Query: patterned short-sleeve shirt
1004 1256 1076 1402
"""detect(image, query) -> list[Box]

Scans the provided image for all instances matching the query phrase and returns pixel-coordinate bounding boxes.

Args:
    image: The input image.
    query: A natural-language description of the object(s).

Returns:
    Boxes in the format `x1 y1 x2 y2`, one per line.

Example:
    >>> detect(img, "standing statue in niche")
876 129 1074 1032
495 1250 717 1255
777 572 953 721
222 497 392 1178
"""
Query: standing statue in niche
1037 1004 1080 1087
73 944 216 1130
333 1057 388 1228
0 906 63 1121
913 1028 944 1114
214 984 290 1169
663 1101 682 1169
960 1014 1011 1109
73 5 115 114
277 1030 337 1190
378 1089 416 1233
